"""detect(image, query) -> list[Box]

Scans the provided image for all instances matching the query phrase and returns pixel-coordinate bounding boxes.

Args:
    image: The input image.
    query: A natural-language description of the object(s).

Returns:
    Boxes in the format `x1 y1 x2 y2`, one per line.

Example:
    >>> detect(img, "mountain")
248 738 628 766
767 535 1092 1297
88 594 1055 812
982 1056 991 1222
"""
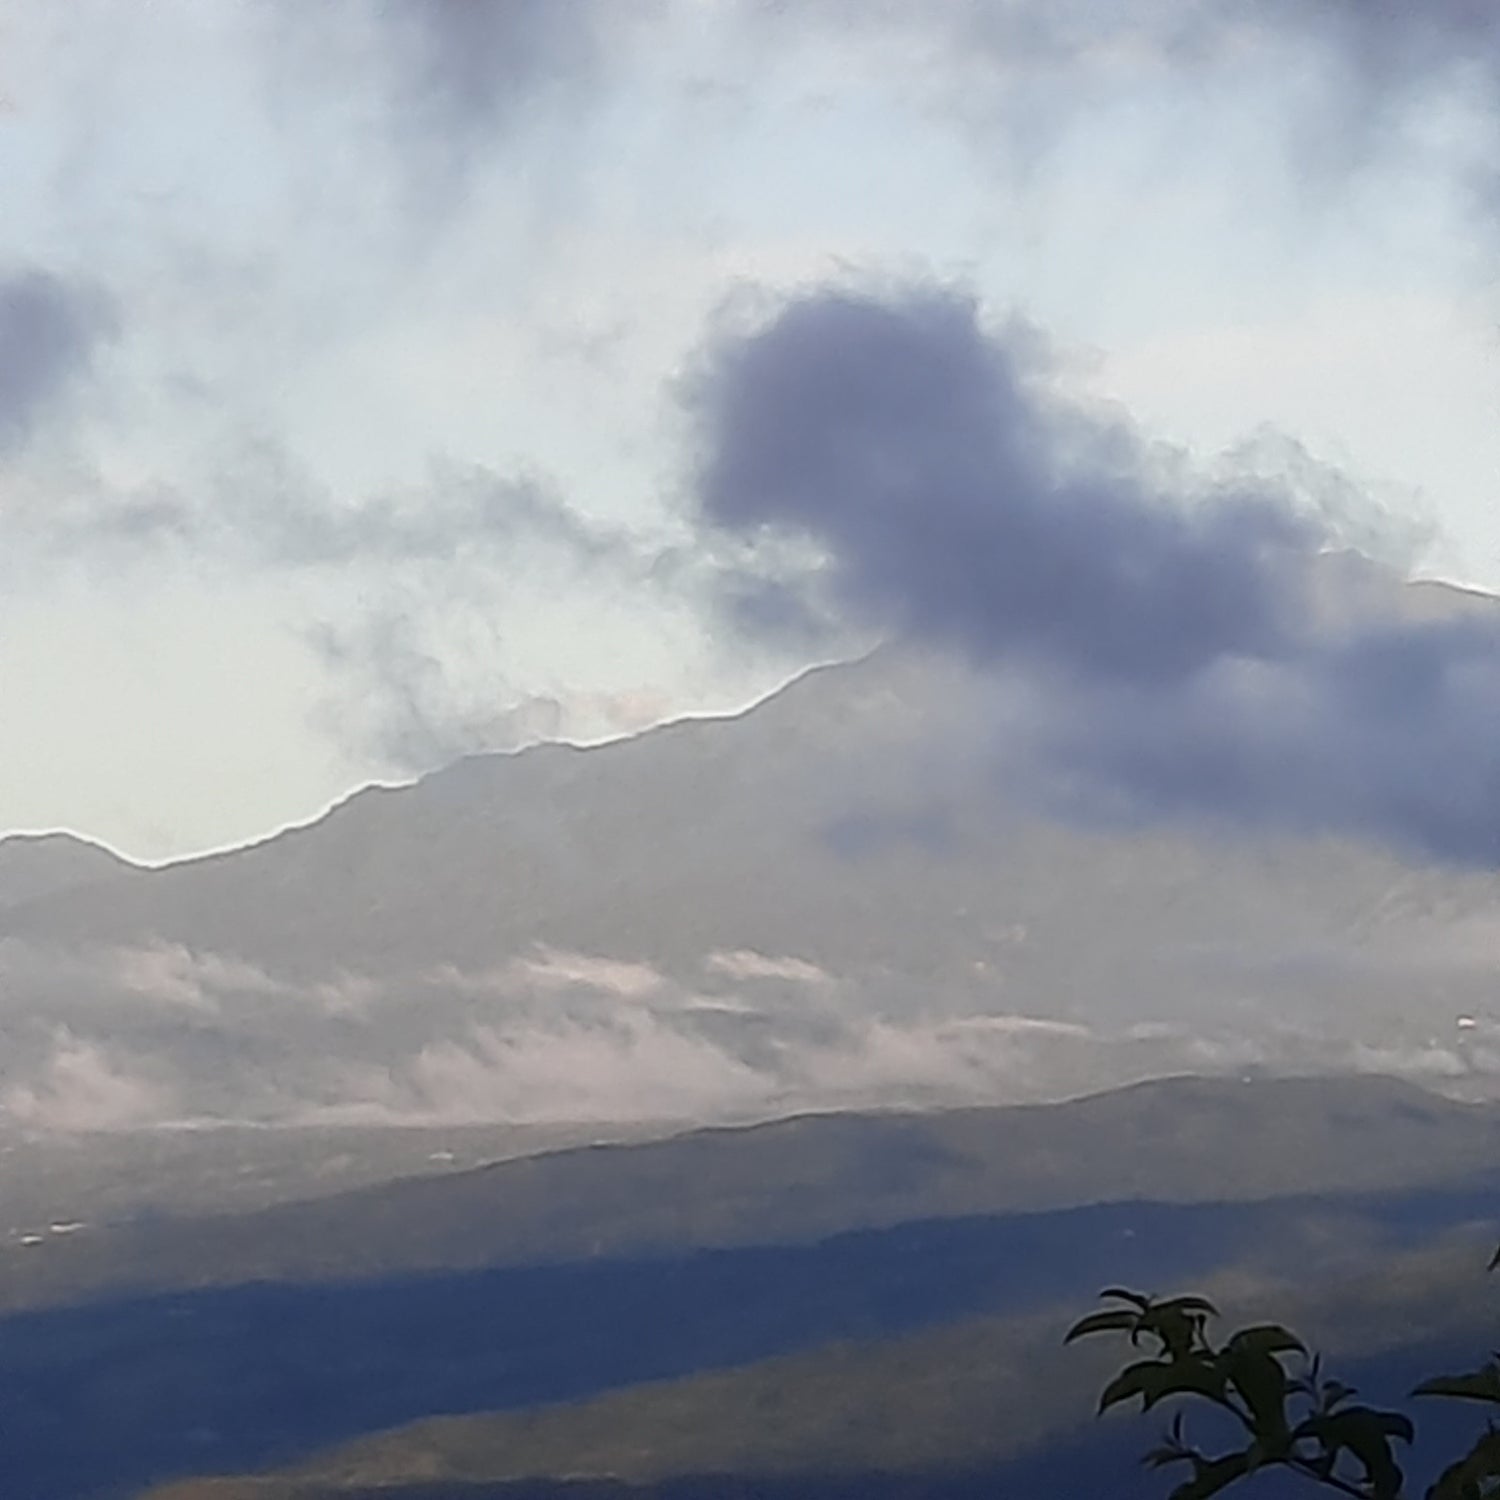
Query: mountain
0 831 136 908
0 575 1498 1133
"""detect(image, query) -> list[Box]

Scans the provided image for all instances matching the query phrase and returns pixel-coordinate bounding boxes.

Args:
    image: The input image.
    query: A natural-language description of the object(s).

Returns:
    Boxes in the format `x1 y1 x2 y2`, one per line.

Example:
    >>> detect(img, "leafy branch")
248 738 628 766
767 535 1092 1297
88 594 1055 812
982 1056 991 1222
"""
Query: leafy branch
1069 1286 1500 1500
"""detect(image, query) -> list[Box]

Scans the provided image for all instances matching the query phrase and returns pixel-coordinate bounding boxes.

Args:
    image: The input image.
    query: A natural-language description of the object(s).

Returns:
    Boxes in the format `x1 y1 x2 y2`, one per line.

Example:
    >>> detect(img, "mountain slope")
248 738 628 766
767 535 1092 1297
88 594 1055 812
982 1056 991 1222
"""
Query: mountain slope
3 1073 1497 1313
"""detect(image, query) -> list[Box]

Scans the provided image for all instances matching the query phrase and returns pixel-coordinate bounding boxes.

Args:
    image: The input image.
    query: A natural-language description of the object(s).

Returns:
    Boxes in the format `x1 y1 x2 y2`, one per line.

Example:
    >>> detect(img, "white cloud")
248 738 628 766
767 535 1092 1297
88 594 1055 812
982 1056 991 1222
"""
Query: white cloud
3 1030 176 1133
513 948 667 999
312 1013 768 1126
111 941 289 1010
307 971 383 1017
1349 1041 1469 1079
704 949 832 985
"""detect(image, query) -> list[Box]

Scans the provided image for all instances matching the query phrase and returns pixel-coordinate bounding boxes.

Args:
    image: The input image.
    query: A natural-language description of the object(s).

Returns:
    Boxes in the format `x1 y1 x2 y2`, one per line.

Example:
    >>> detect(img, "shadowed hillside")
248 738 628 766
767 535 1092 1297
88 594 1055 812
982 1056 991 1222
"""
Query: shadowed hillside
136 1219 1500 1500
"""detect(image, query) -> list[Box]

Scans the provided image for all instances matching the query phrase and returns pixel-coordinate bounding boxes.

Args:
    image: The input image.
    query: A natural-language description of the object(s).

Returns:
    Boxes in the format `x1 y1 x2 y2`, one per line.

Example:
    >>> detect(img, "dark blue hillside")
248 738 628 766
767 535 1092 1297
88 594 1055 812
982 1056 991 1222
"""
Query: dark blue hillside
2 1180 1497 1500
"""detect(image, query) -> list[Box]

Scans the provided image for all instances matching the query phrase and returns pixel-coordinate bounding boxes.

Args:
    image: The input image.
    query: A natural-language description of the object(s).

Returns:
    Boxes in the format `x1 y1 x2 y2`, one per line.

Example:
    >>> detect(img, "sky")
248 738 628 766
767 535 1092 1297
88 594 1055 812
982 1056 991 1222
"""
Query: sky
3 1 1500 861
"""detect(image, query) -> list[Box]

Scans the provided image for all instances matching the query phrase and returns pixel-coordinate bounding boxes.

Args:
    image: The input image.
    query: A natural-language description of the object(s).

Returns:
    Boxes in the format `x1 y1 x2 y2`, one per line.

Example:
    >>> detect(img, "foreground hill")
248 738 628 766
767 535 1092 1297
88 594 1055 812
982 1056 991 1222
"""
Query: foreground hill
2 1073 1497 1313
139 1222 1500 1500
0 1073 1495 1498
3 1169 1490 1500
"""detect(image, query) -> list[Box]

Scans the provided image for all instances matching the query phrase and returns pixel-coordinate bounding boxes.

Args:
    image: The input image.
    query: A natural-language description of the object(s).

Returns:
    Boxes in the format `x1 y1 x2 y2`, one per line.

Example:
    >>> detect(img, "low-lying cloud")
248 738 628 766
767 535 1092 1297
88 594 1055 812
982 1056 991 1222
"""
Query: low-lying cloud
3 929 1500 1135
4 1031 177 1134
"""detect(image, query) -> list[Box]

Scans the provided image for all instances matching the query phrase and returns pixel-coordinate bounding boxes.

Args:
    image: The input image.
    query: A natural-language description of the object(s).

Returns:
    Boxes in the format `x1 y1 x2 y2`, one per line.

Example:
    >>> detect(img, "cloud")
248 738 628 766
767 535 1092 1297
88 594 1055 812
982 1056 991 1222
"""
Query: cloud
6 921 1500 1134
687 285 1326 678
0 270 114 453
110 941 290 1012
705 950 832 985
740 1 1500 231
371 0 622 136
317 1012 770 1127
28 448 628 575
302 1006 1113 1127
216 456 628 571
1268 1 1500 93
270 0 654 220
303 601 547 773
285 470 668 773
516 948 667 999
685 282 1500 865
772 2 1500 130
1033 614 1500 864
0 444 657 774
3 1030 176 1133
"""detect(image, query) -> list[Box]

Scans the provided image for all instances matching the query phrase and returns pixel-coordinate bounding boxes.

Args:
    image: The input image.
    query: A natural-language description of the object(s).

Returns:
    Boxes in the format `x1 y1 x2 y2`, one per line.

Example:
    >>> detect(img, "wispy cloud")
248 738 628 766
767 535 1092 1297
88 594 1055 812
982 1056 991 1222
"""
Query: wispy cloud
0 270 115 453
268 0 654 220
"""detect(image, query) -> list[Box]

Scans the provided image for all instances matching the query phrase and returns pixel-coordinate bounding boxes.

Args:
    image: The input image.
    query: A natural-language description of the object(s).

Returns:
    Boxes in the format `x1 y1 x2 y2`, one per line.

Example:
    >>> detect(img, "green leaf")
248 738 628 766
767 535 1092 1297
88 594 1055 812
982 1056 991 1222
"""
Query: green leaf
1301 1407 1409 1500
1138 1303 1214 1360
1100 1356 1228 1414
1379 1410 1417 1445
1429 1425 1500 1500
1065 1308 1142 1343
1100 1359 1168 1414
1416 1365 1500 1406
1226 1324 1306 1359
1222 1347 1292 1448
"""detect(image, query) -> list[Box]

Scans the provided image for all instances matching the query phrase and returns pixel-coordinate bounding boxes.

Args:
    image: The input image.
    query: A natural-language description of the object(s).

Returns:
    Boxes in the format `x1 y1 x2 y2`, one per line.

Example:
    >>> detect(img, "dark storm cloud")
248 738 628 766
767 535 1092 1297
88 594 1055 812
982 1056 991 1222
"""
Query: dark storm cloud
1038 616 1500 865
686 284 1500 865
0 271 114 453
688 288 1323 685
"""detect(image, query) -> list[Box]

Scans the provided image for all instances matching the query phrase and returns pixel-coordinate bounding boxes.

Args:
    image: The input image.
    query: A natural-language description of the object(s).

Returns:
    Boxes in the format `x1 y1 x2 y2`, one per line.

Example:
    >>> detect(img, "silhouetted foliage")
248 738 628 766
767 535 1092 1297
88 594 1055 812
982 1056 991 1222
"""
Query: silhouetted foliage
1072 1276 1500 1499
